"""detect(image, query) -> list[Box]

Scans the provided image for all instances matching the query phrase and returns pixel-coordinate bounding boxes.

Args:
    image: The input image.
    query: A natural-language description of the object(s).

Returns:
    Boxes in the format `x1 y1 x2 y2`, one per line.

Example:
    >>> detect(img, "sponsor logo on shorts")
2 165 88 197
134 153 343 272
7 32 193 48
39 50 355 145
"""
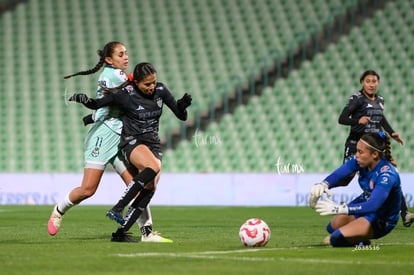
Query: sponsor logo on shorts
91 137 103 157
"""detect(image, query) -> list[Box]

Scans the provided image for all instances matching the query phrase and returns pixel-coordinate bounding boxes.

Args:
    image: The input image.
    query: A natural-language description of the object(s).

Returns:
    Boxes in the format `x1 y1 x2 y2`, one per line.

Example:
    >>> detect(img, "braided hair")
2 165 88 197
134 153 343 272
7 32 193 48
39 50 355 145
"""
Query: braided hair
63 41 124 79
360 132 397 167
133 62 157 82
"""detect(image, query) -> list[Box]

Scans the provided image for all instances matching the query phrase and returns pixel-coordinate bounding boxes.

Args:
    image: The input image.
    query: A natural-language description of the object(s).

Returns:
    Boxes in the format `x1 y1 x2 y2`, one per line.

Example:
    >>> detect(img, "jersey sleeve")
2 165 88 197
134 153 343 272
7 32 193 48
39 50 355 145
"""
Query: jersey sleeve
324 157 360 188
347 170 397 215
82 90 125 109
159 84 188 121
338 94 360 126
380 115 395 135
94 69 127 121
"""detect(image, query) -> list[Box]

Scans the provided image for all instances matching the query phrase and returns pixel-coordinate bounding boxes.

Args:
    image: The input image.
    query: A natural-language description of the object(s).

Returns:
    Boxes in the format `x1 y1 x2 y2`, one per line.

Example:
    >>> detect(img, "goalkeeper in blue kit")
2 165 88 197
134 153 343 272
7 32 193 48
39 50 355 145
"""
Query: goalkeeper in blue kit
309 132 402 247
337 70 413 227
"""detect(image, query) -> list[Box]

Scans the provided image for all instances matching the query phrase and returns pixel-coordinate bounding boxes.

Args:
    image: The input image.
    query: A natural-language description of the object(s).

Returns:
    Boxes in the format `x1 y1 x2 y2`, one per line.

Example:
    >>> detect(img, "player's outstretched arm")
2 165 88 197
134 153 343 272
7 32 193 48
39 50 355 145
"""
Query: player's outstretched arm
69 93 114 110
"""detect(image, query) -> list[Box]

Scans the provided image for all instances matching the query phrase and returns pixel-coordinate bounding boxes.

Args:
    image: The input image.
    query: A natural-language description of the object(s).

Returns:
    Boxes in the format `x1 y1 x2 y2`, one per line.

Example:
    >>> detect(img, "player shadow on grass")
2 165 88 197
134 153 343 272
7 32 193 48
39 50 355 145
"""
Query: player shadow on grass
67 234 113 241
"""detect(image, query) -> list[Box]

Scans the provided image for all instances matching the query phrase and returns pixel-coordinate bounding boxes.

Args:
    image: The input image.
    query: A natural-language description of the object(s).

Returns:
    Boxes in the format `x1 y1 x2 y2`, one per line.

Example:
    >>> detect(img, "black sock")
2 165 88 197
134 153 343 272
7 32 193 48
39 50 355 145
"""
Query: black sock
141 225 153 237
113 168 157 210
121 190 155 232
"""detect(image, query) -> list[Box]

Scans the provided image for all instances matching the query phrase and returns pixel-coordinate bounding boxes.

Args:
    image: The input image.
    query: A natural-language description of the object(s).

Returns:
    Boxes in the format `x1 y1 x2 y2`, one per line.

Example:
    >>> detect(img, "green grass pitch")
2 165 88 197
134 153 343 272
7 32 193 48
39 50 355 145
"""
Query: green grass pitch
0 205 413 274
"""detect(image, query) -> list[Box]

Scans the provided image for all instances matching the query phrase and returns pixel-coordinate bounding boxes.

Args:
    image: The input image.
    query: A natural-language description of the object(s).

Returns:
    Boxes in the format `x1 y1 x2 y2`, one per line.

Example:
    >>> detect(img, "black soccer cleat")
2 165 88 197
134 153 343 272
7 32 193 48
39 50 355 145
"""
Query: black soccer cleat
111 229 138 243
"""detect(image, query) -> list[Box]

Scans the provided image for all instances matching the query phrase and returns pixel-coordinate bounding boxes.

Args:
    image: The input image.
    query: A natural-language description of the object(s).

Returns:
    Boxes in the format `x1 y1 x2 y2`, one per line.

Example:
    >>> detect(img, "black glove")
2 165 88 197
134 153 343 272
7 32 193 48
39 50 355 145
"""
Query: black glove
177 93 192 112
69 93 89 103
82 114 94 126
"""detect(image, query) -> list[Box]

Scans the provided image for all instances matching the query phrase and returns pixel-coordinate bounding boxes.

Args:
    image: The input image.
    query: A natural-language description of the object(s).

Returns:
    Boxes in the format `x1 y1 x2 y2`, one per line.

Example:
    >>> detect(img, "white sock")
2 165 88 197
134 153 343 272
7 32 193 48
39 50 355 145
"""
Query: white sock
137 205 153 228
56 193 76 214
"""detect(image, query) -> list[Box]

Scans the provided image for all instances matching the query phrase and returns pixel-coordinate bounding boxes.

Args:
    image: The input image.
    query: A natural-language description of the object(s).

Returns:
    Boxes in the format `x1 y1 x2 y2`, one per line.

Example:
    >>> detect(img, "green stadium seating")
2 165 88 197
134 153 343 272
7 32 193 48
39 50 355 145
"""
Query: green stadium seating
164 0 414 172
2 0 412 173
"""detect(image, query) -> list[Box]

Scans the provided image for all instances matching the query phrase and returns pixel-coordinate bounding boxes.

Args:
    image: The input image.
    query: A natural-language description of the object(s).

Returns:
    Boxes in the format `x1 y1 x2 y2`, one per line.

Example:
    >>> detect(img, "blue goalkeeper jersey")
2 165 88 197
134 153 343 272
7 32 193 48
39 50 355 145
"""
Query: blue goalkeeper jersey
93 65 126 134
324 157 402 224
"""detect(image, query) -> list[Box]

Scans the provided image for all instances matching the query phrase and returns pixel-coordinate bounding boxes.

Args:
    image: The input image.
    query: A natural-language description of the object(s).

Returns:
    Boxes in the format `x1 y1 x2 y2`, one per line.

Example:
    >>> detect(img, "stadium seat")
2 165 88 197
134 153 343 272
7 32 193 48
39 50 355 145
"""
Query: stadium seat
2 0 411 172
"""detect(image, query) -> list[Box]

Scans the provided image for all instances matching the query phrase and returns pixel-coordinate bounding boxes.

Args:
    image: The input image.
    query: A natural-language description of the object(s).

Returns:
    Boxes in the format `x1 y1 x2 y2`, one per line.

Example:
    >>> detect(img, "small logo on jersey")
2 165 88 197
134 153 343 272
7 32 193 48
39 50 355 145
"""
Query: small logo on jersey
380 165 390 172
136 105 145 111
98 80 107 90
156 98 163 108
366 103 373 108
126 85 135 94
129 139 137 145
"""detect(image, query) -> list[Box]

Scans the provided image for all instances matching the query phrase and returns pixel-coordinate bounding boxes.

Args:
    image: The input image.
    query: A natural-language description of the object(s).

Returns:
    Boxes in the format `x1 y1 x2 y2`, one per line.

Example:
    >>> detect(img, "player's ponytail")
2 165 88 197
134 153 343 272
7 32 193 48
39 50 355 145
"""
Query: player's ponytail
383 136 397 167
63 41 123 79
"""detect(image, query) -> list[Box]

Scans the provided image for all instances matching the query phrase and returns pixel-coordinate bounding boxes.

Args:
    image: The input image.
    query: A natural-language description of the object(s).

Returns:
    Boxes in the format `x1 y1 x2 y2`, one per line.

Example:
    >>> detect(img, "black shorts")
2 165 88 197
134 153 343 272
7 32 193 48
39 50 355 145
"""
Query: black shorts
343 139 357 163
371 219 396 239
119 133 163 165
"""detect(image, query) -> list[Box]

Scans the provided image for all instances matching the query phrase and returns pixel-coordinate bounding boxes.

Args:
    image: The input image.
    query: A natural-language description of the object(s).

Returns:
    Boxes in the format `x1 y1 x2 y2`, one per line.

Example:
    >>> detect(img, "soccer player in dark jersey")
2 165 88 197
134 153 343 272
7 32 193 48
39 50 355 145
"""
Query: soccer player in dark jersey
336 70 413 227
312 132 402 247
69 62 192 242
339 70 403 161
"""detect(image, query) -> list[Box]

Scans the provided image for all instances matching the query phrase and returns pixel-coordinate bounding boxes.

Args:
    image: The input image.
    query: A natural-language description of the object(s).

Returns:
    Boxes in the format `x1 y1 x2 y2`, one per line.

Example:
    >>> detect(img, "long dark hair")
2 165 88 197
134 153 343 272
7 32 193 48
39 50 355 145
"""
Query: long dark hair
63 41 124 79
360 132 397 167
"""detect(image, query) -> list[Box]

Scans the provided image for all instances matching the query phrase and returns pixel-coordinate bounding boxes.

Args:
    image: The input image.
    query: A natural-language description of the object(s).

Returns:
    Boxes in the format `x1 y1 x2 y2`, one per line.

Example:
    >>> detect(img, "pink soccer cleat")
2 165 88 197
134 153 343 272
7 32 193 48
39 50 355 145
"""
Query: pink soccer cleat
48 205 63 236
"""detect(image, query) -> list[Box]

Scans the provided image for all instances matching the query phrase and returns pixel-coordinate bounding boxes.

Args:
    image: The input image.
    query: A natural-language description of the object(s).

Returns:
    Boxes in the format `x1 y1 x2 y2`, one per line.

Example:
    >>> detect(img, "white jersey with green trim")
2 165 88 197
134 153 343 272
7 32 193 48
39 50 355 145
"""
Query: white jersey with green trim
93 65 126 134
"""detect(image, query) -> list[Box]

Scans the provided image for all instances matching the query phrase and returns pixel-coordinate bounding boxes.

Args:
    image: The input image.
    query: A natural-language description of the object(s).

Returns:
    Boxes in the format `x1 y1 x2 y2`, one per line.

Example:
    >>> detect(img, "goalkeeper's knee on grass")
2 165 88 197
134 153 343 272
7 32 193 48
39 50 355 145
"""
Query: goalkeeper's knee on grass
330 229 352 247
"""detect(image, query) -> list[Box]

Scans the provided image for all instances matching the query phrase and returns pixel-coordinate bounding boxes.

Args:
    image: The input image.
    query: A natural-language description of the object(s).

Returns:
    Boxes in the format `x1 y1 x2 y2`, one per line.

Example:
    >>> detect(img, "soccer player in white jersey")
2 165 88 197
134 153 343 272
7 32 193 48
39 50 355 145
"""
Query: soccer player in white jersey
48 41 171 242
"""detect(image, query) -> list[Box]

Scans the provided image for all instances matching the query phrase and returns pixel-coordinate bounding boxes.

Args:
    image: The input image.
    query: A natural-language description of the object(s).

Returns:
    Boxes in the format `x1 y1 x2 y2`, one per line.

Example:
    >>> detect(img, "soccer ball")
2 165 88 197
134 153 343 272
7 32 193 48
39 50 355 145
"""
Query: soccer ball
239 218 271 247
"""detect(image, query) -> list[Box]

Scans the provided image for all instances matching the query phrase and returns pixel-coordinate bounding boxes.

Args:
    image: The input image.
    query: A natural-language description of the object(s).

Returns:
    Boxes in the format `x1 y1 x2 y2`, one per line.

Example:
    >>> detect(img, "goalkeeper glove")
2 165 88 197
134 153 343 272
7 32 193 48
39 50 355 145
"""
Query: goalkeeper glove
315 198 348 216
309 181 331 208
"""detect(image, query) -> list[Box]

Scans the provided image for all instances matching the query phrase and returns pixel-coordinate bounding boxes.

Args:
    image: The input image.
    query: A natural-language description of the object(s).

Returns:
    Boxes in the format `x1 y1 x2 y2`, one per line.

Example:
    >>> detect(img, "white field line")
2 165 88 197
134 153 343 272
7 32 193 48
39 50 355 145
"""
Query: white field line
113 244 414 265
